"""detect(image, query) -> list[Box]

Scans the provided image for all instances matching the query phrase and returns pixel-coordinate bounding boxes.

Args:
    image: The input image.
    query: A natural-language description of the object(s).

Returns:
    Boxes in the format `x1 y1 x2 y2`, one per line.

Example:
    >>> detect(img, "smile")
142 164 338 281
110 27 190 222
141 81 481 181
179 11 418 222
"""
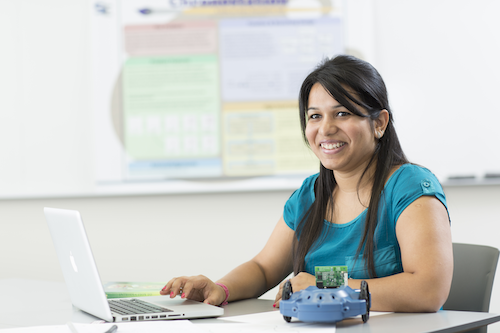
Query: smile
320 142 346 150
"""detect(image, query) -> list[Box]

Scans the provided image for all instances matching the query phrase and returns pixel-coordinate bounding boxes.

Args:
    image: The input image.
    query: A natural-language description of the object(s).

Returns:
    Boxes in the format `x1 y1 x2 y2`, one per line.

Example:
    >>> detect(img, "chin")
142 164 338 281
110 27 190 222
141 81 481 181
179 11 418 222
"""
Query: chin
319 163 339 171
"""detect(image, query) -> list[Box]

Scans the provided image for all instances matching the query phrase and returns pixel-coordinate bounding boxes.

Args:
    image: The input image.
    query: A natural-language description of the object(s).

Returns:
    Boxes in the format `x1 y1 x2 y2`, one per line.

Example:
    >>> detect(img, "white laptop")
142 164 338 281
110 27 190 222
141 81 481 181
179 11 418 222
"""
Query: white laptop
44 207 223 322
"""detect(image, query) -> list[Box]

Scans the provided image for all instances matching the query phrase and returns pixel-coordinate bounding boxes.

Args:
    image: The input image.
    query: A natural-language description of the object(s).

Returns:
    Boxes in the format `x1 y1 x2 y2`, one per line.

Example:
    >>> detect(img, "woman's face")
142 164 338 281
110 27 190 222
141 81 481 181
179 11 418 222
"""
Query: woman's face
305 83 380 174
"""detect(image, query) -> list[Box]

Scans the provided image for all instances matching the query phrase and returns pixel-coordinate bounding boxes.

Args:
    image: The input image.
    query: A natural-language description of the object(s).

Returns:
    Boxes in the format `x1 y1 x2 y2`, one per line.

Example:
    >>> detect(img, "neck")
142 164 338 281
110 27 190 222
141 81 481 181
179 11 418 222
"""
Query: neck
325 161 376 223
332 160 376 194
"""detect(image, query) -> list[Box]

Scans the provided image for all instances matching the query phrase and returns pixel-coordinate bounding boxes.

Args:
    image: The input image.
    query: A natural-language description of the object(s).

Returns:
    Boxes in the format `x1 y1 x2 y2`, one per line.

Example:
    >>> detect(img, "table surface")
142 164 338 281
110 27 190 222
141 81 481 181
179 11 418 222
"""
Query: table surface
2 278 500 333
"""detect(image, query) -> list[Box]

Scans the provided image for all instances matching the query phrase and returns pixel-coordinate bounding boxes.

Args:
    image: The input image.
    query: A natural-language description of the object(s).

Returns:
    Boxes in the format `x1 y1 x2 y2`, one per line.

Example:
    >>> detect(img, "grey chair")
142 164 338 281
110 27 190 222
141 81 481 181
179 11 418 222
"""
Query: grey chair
443 243 500 333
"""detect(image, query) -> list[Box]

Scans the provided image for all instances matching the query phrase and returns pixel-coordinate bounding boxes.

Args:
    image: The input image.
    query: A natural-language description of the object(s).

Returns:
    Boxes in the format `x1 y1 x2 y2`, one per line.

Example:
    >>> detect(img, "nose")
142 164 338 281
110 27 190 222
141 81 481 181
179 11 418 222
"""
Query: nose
318 117 338 136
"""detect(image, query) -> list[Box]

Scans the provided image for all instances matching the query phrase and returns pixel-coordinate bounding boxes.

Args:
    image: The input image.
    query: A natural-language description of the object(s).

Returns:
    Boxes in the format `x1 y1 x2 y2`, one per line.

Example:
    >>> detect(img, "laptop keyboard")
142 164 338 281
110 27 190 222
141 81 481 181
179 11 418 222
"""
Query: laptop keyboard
108 299 173 315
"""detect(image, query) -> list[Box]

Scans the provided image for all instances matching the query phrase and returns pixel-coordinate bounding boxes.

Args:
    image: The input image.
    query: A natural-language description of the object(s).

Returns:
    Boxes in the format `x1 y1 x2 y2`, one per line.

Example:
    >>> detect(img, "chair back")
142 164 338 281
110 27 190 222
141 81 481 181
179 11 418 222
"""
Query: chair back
443 243 499 333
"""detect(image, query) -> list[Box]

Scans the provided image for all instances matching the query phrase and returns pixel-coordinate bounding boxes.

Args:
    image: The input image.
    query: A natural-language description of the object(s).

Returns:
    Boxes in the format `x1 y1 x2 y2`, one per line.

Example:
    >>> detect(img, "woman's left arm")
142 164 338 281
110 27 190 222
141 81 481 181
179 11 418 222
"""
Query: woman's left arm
349 195 453 312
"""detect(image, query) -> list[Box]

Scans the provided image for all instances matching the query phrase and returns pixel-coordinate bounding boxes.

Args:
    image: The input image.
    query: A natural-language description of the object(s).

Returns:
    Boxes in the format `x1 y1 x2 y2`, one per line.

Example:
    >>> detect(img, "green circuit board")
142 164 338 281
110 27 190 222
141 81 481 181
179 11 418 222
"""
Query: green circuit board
315 266 348 288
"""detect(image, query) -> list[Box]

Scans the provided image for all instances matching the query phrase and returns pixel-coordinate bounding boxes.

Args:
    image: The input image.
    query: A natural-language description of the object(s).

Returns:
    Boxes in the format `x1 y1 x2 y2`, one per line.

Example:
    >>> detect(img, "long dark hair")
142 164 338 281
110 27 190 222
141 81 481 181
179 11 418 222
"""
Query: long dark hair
293 55 409 277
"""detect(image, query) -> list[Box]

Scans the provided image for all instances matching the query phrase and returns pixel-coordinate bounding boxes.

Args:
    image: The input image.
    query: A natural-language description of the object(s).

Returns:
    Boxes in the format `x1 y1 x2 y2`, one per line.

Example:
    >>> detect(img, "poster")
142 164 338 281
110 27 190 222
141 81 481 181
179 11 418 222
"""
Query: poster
91 0 343 187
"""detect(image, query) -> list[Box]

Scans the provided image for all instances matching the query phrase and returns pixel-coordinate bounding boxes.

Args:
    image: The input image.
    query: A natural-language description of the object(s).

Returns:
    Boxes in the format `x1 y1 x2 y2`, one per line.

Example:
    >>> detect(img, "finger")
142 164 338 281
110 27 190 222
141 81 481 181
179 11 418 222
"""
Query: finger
160 278 177 295
184 275 210 299
274 294 282 308
274 279 287 303
181 279 196 299
169 277 187 298
274 287 282 303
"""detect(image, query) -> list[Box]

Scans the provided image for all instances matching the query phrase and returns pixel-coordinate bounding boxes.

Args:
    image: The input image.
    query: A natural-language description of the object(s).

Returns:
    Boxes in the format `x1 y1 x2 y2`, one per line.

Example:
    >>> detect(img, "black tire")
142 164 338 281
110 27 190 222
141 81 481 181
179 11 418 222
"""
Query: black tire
282 280 293 322
360 280 370 323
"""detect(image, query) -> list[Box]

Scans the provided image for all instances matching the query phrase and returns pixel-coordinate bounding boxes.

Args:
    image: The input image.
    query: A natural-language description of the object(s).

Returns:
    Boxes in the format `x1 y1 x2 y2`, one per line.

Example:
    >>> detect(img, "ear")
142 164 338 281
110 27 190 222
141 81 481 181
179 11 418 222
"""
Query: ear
374 109 389 139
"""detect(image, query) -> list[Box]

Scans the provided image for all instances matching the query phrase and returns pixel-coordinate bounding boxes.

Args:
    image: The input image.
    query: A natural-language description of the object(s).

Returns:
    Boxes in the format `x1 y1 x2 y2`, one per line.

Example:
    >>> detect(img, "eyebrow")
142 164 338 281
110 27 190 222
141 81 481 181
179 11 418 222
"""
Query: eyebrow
307 105 345 112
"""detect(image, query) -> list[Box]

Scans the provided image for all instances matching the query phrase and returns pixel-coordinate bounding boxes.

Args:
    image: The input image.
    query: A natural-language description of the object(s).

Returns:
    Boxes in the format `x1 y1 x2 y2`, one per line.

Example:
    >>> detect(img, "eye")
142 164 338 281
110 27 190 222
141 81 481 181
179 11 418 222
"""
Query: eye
336 111 351 117
308 113 321 120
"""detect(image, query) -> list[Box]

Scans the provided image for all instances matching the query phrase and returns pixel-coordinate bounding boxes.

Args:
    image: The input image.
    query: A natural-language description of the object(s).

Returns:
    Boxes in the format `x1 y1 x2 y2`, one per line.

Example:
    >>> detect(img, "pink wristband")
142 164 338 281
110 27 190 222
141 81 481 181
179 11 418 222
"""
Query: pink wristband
216 283 229 306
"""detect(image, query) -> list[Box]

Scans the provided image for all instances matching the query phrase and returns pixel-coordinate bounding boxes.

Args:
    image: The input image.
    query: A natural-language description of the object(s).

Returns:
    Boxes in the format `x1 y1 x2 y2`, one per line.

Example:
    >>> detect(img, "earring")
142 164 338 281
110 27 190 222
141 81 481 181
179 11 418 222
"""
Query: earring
377 131 383 139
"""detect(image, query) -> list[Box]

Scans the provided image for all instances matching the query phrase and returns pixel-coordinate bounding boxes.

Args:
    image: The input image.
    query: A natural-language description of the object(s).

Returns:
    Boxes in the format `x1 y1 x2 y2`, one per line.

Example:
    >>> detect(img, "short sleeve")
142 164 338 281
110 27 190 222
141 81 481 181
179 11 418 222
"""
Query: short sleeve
387 165 449 224
283 174 318 231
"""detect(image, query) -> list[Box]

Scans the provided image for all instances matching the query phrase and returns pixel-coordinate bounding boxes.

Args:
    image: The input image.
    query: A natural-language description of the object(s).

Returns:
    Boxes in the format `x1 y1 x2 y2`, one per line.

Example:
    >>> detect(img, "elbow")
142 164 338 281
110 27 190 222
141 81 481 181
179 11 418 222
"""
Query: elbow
401 289 448 313
397 271 452 312
412 261 453 312
419 294 447 313
416 280 452 313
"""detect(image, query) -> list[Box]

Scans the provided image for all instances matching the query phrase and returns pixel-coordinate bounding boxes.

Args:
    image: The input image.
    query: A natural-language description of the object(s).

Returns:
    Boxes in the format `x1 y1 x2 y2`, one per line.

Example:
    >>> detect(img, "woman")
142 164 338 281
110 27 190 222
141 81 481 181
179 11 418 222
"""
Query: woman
160 55 453 312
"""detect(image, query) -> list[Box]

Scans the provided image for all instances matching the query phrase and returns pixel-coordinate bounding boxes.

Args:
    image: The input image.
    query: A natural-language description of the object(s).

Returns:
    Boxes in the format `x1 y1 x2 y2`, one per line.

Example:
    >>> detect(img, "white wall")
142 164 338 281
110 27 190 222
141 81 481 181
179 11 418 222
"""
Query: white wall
0 190 292 299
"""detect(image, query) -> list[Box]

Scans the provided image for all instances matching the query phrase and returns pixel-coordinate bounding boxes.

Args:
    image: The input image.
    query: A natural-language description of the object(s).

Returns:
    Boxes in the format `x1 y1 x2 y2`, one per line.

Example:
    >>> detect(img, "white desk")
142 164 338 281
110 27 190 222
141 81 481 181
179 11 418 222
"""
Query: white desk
2 279 500 333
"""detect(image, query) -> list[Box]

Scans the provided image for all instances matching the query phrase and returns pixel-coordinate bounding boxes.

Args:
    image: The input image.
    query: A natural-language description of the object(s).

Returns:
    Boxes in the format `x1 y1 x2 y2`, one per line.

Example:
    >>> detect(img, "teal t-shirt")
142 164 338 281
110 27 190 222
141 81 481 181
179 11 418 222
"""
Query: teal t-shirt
283 164 449 279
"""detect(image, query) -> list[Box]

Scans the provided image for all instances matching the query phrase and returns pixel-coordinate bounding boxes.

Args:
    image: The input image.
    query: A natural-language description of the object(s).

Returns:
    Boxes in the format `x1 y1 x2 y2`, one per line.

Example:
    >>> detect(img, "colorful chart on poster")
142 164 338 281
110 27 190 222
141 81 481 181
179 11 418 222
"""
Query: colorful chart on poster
92 0 344 184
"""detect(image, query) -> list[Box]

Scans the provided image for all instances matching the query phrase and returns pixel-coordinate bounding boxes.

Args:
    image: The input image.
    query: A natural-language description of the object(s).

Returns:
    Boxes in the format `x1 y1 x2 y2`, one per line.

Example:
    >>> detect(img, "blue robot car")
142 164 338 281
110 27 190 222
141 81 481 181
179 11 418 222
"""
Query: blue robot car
280 280 371 323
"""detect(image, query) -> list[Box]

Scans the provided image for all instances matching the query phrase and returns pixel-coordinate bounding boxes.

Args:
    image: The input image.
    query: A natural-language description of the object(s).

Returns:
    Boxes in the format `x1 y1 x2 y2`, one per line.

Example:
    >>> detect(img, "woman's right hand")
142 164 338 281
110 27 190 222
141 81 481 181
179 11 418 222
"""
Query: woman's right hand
274 272 316 308
160 275 226 306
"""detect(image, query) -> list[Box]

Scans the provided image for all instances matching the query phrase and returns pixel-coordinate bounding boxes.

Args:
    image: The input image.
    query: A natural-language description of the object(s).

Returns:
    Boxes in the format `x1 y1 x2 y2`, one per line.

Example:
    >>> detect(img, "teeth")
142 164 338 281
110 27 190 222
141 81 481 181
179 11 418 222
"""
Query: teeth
321 142 345 149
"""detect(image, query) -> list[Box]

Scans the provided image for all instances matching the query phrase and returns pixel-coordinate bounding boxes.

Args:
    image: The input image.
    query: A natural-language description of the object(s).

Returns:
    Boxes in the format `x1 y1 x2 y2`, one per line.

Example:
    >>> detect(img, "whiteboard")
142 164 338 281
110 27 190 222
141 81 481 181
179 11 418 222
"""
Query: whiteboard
370 0 500 182
1 0 499 199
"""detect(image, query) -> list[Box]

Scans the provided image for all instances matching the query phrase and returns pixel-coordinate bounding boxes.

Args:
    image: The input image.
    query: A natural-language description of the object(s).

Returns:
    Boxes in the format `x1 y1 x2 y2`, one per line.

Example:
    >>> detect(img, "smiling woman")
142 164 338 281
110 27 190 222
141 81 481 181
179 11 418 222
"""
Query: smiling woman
160 55 453 314
295 55 408 278
304 83 385 173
